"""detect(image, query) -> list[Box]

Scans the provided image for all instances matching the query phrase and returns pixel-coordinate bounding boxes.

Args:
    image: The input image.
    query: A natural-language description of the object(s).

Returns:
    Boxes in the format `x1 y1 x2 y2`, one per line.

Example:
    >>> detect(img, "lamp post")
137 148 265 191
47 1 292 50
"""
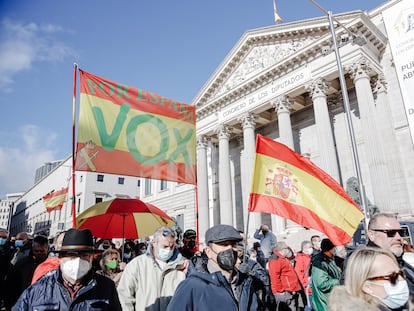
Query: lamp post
309 0 370 230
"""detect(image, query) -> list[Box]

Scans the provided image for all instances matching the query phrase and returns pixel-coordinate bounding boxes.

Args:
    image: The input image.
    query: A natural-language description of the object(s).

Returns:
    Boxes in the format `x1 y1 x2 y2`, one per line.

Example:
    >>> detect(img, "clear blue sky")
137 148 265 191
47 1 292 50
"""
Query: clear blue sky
0 0 387 198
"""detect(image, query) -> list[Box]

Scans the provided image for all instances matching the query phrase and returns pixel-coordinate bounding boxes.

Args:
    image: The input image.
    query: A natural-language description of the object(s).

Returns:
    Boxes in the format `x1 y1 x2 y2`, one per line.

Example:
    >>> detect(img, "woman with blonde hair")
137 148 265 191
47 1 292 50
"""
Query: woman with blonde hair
96 248 125 287
329 246 411 311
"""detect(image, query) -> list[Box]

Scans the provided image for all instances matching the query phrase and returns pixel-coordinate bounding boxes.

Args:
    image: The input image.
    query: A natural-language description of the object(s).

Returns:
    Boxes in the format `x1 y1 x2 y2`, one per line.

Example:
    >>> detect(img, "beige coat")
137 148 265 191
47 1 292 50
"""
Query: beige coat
328 285 386 311
117 248 186 311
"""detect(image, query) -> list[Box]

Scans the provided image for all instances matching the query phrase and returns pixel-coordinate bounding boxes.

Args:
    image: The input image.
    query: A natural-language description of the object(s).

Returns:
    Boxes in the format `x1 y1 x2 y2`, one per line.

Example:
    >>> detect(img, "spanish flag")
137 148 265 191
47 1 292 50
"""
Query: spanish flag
43 188 69 213
248 134 364 245
273 0 283 23
75 70 196 185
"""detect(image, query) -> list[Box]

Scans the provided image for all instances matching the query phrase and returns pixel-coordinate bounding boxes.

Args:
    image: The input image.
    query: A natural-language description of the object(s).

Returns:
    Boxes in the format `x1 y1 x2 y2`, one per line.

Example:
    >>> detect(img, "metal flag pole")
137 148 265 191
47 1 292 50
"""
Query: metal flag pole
308 0 370 231
71 63 78 228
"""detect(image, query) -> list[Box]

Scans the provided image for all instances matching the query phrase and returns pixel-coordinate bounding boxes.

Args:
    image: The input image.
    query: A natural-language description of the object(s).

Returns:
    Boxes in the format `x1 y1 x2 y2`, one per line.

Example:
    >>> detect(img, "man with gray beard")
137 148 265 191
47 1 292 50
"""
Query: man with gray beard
366 213 414 297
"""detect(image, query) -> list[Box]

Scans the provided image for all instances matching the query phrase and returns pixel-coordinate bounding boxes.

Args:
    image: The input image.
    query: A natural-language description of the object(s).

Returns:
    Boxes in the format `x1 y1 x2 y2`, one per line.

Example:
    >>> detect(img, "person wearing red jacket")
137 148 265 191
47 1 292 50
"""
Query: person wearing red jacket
268 241 306 311
294 240 313 311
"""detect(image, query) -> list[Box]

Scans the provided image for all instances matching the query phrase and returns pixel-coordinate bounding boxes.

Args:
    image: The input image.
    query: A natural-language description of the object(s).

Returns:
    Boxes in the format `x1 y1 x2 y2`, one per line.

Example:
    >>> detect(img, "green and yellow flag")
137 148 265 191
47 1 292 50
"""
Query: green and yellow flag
75 70 196 184
248 134 363 245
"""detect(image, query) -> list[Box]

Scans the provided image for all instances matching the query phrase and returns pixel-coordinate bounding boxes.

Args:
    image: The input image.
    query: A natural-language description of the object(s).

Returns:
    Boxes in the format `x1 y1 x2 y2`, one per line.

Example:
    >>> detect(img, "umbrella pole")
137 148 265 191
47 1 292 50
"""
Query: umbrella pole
122 214 125 260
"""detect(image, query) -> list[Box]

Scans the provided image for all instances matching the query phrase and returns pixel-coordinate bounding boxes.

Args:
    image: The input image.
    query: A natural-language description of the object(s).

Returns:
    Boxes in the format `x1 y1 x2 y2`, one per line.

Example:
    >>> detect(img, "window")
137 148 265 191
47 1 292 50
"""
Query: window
137 179 141 187
97 174 104 182
95 197 103 204
160 180 167 191
118 177 125 185
144 179 152 196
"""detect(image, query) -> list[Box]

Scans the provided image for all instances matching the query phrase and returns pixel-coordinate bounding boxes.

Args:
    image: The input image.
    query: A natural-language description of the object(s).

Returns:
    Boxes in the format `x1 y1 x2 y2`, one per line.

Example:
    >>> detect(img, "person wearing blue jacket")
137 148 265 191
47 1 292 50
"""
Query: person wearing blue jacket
12 229 121 311
167 224 267 311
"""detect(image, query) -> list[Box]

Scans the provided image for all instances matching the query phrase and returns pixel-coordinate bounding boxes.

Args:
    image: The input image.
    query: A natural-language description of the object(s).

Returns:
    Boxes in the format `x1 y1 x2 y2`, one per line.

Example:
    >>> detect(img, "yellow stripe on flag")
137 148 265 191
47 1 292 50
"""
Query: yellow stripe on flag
43 188 68 212
251 153 363 238
78 94 196 165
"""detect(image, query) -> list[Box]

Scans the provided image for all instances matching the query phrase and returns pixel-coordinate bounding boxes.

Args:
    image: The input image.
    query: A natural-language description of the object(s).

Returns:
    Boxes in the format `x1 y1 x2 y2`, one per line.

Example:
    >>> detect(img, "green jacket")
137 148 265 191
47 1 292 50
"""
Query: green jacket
311 252 341 311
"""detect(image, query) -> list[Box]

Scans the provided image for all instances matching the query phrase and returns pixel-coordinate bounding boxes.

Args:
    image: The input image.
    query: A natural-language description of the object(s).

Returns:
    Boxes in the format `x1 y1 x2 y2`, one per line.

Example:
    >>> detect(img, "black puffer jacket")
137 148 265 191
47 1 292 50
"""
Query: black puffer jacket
12 268 122 311
170 254 268 311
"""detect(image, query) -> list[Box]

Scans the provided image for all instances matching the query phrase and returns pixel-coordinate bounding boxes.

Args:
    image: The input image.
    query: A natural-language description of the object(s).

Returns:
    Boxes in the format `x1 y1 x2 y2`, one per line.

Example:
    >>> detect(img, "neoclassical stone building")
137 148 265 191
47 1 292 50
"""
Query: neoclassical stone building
194 0 414 240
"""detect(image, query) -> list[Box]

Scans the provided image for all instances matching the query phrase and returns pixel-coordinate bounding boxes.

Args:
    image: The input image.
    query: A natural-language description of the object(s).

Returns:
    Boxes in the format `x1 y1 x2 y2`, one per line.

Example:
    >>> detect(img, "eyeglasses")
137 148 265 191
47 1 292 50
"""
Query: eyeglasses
367 270 406 285
370 229 408 238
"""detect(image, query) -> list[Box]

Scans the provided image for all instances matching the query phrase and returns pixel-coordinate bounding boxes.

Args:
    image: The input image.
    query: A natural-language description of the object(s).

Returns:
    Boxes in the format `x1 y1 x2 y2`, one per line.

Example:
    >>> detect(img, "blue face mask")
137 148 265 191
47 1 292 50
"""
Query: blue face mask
157 248 173 262
15 240 24 248
0 238 6 246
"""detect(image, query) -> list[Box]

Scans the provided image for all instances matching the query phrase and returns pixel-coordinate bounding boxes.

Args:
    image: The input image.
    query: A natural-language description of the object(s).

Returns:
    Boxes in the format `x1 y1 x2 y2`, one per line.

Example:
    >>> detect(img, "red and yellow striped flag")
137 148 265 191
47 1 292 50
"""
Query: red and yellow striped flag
75 70 196 184
43 188 69 213
273 0 283 23
248 134 364 245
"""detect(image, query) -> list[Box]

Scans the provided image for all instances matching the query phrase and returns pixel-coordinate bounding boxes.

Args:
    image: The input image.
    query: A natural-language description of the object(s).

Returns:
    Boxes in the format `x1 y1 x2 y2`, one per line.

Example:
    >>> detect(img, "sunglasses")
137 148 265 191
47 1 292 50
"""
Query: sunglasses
370 228 408 238
367 270 406 285
162 228 176 238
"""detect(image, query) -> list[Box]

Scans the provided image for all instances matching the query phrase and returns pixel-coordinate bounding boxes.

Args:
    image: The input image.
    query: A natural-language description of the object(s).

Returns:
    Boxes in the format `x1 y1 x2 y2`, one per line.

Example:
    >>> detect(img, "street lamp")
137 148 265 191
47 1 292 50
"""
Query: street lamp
309 0 370 230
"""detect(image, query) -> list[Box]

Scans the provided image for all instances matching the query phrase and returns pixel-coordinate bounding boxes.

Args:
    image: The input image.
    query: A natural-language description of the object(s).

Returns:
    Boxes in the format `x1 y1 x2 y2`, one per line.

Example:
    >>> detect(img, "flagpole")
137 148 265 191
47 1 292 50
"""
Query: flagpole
71 63 78 228
308 0 370 231
195 185 200 250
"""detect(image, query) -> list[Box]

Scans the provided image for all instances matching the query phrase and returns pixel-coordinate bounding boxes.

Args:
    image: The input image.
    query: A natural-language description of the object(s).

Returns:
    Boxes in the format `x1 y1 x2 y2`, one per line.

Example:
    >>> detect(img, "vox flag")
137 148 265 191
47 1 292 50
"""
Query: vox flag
248 134 364 245
75 70 196 184
43 188 69 213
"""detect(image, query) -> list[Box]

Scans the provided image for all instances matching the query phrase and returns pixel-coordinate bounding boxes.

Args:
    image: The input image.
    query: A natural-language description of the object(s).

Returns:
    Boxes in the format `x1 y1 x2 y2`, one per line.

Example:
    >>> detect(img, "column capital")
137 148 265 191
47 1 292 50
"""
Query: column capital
327 92 343 110
270 95 292 114
373 74 387 94
348 57 372 82
215 124 232 140
196 135 209 149
238 113 256 130
305 78 330 99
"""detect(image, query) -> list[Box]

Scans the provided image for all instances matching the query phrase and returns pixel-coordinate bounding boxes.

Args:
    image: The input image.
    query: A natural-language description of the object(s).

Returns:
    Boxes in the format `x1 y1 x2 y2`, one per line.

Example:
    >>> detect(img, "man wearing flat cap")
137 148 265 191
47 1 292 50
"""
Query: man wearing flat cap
12 228 122 311
167 224 268 311
310 238 341 311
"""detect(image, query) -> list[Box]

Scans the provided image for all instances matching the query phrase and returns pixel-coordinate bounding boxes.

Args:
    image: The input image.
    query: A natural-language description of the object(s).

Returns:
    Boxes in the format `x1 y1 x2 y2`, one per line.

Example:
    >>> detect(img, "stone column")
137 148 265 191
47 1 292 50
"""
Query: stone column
238 113 260 235
196 135 210 243
373 75 409 214
268 95 295 233
215 124 234 225
349 58 392 211
273 95 294 149
306 78 340 182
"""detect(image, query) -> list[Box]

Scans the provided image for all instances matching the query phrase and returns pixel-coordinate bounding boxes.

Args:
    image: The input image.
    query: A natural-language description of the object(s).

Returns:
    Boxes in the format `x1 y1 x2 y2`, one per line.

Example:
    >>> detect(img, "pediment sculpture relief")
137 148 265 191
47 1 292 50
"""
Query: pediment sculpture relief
212 36 318 99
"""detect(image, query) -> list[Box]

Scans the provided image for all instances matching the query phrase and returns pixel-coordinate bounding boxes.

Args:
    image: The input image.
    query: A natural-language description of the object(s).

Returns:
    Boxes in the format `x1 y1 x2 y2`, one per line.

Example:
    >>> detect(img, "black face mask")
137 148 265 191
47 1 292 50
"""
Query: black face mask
187 241 196 249
34 253 48 263
216 248 237 272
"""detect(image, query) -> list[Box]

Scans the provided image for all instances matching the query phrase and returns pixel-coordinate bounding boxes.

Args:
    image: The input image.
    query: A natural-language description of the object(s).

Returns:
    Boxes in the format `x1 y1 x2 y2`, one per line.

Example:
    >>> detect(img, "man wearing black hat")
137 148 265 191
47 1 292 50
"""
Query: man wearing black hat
310 238 341 311
167 224 267 311
179 229 199 259
12 228 122 311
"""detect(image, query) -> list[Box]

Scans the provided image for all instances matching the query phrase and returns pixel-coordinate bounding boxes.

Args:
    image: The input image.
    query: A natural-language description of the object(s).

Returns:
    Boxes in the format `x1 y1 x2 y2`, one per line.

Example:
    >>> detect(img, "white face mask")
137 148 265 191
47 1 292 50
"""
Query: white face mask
305 248 313 255
371 280 409 309
61 257 91 281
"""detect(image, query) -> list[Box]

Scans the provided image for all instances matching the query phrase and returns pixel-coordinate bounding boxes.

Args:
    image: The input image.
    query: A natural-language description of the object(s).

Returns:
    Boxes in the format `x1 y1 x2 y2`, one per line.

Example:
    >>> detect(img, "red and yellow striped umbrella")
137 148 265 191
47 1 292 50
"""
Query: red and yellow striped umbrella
76 198 174 239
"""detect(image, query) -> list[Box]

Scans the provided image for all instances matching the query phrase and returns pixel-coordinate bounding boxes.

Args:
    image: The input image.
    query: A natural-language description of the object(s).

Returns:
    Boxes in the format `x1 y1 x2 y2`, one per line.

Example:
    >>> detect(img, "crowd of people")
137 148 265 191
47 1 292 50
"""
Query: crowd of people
0 212 413 310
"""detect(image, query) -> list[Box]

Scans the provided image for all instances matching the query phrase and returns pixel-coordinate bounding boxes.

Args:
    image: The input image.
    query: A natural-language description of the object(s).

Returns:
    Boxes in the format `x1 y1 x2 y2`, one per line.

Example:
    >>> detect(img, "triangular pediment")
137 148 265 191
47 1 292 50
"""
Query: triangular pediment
212 36 320 100
193 10 387 112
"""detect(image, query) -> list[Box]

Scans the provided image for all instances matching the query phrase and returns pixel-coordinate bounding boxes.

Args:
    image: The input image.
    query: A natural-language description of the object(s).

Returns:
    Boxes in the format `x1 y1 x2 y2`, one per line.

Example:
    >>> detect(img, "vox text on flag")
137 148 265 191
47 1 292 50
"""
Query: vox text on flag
75 70 197 184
